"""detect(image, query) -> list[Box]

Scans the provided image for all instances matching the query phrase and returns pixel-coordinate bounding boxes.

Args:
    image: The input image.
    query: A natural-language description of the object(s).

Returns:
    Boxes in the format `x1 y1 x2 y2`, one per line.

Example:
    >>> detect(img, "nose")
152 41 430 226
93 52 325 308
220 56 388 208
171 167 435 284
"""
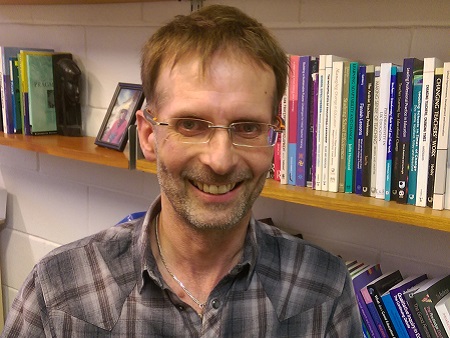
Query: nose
198 128 239 175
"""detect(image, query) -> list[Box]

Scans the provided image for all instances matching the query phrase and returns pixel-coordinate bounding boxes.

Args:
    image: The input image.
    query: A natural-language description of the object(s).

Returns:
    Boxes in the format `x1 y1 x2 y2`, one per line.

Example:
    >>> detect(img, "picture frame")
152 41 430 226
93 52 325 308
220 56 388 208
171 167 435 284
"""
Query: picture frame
95 82 145 151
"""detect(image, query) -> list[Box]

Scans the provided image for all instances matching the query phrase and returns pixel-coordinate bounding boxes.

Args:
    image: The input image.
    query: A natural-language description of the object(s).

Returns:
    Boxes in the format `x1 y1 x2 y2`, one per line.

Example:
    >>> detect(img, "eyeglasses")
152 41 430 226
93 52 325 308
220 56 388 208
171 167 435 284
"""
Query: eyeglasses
143 109 285 148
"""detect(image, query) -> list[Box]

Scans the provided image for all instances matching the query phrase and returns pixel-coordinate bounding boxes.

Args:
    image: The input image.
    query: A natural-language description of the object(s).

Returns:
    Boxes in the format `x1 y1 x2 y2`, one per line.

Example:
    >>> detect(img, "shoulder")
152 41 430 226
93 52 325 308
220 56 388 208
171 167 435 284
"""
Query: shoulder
254 220 349 316
34 221 139 330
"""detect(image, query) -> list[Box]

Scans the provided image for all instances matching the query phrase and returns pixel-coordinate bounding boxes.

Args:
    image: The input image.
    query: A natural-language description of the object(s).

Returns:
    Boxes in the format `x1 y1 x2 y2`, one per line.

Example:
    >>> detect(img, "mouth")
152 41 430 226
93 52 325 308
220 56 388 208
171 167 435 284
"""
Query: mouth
191 181 238 195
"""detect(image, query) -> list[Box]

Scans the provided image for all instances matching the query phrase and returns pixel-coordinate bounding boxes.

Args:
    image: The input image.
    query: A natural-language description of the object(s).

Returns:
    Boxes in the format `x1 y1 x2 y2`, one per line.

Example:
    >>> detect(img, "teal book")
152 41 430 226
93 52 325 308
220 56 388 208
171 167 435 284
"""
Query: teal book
9 56 22 133
26 53 57 135
407 74 423 205
344 61 359 193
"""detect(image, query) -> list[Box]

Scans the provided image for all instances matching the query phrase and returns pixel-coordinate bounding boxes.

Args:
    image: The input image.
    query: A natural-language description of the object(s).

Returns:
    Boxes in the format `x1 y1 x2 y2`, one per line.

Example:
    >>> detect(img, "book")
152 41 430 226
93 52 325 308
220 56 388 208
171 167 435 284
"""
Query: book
377 63 395 199
328 60 346 192
279 59 290 185
296 55 316 187
352 263 384 338
9 57 22 134
387 274 428 338
367 270 404 338
345 61 359 193
391 68 404 201
416 58 443 206
288 54 300 186
307 58 319 188
435 292 450 337
385 66 399 201
407 73 424 205
406 281 434 338
397 58 424 204
362 278 390 337
339 61 351 193
433 62 450 210
372 66 381 197
322 55 348 191
26 53 58 135
315 54 327 190
355 65 367 195
362 65 375 197
414 275 450 338
426 68 444 208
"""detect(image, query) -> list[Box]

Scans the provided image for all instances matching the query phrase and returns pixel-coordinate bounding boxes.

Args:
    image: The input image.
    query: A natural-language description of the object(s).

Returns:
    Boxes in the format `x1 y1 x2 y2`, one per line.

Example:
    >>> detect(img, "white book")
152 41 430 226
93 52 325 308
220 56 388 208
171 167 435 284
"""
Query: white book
280 55 290 185
321 55 348 191
375 63 393 199
416 58 443 206
371 66 381 197
433 62 450 210
328 61 345 192
436 292 450 337
315 55 327 190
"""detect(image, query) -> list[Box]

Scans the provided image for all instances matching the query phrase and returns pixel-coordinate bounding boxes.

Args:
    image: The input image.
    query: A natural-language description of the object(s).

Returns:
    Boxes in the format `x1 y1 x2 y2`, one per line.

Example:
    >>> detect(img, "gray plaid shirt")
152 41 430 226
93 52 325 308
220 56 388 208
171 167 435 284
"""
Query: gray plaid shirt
2 197 362 337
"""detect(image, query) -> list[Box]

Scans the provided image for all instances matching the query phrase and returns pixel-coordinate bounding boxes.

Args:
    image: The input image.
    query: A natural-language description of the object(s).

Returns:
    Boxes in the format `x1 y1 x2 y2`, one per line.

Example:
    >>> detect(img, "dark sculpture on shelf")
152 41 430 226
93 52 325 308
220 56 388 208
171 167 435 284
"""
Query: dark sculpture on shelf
54 58 82 136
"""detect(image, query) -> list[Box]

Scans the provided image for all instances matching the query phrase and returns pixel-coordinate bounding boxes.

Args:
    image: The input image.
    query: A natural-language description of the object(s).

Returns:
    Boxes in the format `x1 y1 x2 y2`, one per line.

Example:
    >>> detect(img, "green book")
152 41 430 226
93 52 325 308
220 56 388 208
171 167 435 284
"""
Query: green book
26 53 57 135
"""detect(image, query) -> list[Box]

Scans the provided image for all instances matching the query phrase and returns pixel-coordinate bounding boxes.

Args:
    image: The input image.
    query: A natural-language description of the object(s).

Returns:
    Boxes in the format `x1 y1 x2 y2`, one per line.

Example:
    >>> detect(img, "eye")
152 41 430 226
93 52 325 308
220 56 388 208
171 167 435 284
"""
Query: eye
233 122 264 138
174 118 210 137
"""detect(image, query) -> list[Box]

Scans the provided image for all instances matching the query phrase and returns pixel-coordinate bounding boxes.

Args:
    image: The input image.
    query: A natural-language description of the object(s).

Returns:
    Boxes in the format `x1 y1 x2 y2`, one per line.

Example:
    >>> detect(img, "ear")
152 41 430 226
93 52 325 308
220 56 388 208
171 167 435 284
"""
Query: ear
136 110 157 161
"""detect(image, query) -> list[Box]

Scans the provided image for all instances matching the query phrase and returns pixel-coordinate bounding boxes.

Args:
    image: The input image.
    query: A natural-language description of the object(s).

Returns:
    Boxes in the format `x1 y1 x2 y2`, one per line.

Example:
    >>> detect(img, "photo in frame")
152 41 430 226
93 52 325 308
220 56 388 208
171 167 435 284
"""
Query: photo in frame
95 82 145 151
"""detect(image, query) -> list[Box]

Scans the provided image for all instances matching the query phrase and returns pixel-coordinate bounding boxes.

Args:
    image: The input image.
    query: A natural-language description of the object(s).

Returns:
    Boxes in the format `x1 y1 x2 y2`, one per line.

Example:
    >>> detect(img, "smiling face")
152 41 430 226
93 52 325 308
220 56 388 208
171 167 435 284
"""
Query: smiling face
139 52 276 231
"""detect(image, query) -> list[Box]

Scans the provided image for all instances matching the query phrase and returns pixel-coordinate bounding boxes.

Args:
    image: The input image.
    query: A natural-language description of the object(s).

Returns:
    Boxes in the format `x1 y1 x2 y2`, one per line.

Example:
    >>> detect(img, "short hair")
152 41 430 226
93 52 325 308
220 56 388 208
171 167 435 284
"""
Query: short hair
141 4 287 115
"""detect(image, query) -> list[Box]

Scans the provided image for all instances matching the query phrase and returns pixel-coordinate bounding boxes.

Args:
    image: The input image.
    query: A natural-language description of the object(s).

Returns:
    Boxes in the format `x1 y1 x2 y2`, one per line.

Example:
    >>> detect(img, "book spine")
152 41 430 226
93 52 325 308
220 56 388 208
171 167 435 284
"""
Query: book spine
362 65 375 197
435 300 450 337
362 286 390 337
307 59 319 188
0 50 14 134
322 57 335 191
315 55 327 190
296 56 311 187
355 65 367 195
391 70 404 201
357 292 383 338
372 66 381 197
328 61 344 192
280 63 290 185
273 101 283 181
288 55 299 186
433 63 450 210
395 290 424 338
416 58 443 206
385 66 398 201
397 58 424 204
426 69 443 207
9 57 22 134
407 74 423 205
339 61 351 193
407 291 433 338
345 62 359 193
382 293 410 338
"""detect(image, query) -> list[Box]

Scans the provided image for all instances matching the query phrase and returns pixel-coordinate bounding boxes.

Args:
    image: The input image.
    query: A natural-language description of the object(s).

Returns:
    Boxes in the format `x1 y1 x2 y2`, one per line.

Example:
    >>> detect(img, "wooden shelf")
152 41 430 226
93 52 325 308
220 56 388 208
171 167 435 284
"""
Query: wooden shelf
0 133 130 169
136 158 450 233
1 133 448 233
0 0 172 4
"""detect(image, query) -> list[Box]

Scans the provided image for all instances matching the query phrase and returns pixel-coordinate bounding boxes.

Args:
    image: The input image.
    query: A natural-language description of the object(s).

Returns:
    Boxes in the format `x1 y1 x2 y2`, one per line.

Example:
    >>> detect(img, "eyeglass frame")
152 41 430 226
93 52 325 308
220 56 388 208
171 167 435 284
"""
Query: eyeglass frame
142 108 285 148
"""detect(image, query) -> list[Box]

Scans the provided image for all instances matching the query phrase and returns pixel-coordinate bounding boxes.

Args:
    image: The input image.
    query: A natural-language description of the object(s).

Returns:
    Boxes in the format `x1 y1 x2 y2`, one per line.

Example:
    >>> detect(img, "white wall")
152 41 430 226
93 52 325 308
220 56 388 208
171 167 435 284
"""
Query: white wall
0 0 449 319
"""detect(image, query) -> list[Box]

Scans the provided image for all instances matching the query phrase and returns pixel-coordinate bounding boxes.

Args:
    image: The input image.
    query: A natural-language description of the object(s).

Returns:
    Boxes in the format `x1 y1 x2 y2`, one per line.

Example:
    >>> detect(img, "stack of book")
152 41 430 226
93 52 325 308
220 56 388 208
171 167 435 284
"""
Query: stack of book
272 54 450 210
348 262 450 338
0 46 74 136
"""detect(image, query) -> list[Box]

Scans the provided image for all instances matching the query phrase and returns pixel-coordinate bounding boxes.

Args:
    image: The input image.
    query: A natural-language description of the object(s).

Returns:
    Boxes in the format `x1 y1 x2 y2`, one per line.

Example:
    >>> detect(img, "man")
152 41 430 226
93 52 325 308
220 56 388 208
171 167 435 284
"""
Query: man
2 5 362 337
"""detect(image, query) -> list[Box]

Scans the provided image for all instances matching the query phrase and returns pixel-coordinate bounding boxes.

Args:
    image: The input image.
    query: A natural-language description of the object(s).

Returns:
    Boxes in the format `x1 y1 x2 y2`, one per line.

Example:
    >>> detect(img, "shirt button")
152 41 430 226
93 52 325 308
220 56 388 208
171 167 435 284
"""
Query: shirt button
211 299 220 309
177 305 185 311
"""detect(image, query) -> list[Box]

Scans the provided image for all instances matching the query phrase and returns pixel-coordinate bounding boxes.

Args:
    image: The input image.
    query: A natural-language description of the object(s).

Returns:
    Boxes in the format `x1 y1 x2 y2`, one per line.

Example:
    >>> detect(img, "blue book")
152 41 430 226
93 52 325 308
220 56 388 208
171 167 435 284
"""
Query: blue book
389 274 428 338
9 56 22 134
407 74 423 205
355 65 367 195
385 66 399 201
345 61 359 193
352 264 383 338
296 55 315 186
382 292 410 338
397 57 424 204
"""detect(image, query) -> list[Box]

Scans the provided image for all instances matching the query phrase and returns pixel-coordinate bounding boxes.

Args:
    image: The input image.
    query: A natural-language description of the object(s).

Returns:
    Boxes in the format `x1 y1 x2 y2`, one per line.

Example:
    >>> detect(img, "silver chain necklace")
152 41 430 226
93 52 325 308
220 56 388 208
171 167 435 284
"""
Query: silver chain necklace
155 215 207 309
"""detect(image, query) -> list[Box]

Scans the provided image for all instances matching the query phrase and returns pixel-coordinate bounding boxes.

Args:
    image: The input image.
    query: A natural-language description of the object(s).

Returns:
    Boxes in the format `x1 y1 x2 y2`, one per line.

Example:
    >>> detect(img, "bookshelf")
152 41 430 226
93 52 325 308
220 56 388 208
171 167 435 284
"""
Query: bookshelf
0 132 448 232
0 0 172 4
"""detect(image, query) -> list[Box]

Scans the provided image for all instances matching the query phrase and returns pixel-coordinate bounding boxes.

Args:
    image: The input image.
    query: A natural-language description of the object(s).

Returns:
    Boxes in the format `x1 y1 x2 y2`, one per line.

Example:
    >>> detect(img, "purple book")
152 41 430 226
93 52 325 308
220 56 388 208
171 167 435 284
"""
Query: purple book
310 64 320 188
355 65 367 195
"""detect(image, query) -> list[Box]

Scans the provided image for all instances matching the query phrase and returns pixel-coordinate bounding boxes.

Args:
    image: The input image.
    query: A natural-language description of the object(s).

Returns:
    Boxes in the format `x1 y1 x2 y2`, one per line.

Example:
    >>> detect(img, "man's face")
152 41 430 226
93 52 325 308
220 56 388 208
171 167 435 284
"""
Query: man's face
151 54 276 231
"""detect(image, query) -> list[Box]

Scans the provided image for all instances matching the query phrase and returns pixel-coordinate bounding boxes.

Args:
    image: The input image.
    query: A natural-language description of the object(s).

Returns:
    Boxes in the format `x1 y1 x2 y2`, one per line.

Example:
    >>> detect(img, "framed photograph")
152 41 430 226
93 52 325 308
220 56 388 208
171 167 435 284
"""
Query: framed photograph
95 82 145 151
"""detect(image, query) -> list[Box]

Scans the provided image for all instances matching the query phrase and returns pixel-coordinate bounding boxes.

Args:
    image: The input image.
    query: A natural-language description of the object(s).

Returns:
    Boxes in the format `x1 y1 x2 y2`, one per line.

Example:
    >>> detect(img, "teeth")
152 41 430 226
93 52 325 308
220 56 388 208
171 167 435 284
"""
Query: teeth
193 181 236 195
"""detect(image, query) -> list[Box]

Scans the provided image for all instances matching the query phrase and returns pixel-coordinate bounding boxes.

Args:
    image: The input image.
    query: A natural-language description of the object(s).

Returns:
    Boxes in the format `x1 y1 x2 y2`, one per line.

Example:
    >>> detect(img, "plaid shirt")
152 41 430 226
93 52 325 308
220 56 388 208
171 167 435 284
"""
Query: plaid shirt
2 197 362 337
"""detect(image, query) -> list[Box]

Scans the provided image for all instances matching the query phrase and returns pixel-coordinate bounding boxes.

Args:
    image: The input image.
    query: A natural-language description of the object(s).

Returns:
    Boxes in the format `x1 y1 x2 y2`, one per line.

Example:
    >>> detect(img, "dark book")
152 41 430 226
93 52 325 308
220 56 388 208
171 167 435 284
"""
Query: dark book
391 69 403 201
355 65 366 195
367 270 404 338
9 56 22 133
397 58 424 203
307 58 319 188
339 61 351 193
414 275 450 338
407 281 435 338
362 65 375 197
426 67 444 207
